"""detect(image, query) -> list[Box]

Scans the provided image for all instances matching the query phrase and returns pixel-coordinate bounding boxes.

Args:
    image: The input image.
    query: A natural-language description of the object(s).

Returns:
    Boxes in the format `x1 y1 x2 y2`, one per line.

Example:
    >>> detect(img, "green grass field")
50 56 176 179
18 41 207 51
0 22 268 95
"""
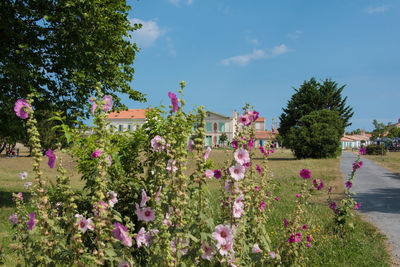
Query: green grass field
0 148 392 266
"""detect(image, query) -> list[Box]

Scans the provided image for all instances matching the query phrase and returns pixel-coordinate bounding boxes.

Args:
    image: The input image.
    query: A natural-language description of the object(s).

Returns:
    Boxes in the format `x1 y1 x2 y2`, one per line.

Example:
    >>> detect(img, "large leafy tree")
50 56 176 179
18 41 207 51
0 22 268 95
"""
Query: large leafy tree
279 78 353 158
371 120 390 139
0 0 145 150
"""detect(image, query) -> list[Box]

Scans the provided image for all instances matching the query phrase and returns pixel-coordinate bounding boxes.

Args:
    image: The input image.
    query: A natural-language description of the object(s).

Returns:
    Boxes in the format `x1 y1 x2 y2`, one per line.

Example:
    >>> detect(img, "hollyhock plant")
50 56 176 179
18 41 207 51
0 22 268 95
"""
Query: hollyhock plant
216 241 234 256
214 169 222 179
166 159 178 173
259 201 265 210
45 149 56 168
239 114 251 126
345 181 352 189
118 260 130 267
300 169 311 179
14 99 31 119
231 140 239 149
256 164 262 174
359 147 366 155
140 189 148 207
90 149 102 158
75 214 94 233
330 202 337 210
252 243 262 254
102 95 113 112
136 227 150 247
9 214 18 224
13 192 23 201
113 223 132 247
203 146 211 161
248 138 255 150
229 163 245 181
205 169 214 178
212 224 234 245
27 212 36 230
136 203 156 222
155 186 162 201
94 201 107 216
168 91 179 112
151 136 166 152
283 218 288 228
107 191 118 208
353 160 363 170
19 171 28 180
234 148 250 165
201 242 215 261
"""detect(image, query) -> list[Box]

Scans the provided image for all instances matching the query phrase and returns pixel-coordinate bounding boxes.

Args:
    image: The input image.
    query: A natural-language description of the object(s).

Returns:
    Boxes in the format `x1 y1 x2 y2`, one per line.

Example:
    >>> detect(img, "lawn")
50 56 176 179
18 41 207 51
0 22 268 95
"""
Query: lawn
363 151 400 176
0 148 392 266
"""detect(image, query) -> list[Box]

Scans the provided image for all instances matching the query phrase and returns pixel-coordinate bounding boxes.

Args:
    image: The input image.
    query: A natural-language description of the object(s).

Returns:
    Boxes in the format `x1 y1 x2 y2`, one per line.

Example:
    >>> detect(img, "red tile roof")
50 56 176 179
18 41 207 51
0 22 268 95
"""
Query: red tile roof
255 130 274 139
255 117 265 122
107 109 148 119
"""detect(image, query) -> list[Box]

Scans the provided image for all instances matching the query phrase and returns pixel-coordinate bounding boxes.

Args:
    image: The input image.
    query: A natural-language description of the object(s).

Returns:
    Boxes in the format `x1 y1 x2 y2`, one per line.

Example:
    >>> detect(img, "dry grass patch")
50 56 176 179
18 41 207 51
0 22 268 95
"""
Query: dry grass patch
363 152 400 176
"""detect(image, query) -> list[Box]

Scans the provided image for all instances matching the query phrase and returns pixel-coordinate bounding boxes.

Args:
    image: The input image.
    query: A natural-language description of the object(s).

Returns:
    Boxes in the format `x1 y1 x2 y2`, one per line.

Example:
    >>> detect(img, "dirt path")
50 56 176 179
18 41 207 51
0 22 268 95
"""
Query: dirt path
340 151 400 264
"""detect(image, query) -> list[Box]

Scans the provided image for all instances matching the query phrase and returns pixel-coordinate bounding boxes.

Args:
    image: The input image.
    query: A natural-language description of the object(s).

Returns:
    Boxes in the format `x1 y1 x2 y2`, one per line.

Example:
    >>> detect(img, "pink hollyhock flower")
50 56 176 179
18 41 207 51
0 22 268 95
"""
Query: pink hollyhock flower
203 147 211 161
359 147 366 155
243 162 250 169
168 91 179 112
151 136 165 152
118 260 130 267
260 201 265 210
328 186 333 193
212 224 234 245
214 169 222 179
252 243 262 254
296 193 300 198
317 181 324 191
155 186 162 201
345 181 352 188
275 197 280 201
90 149 101 158
24 182 32 189
354 202 361 210
45 149 56 168
14 99 30 119
113 223 132 247
27 212 36 230
201 242 215 261
231 140 239 149
140 189 148 207
107 155 112 167
166 159 178 173
248 138 254 150
9 214 18 224
216 241 233 256
136 203 155 222
300 169 311 179
330 202 337 210
302 224 307 230
251 110 259 121
229 163 245 181
307 234 312 242
136 227 149 247
353 160 363 170
187 139 194 152
13 192 23 201
90 103 97 115
205 169 214 178
283 218 288 228
259 146 266 154
239 114 251 126
75 214 94 233
19 171 28 180
255 186 260 191
269 251 276 259
256 164 262 174
102 95 113 112
224 180 231 193
294 233 301 242
233 205 244 218
107 191 118 208
234 148 250 165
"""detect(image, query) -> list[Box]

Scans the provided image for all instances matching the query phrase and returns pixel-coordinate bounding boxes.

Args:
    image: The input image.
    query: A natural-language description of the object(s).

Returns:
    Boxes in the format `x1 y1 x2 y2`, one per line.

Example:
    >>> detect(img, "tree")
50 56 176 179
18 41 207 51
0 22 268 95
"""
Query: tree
371 120 389 139
219 132 228 146
0 0 145 150
279 78 353 158
387 127 400 139
285 109 343 159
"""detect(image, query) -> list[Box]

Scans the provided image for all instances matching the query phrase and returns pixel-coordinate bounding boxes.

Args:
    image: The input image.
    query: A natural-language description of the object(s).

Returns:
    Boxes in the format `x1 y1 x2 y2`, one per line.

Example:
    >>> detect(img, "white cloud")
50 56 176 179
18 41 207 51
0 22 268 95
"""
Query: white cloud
168 0 194 6
130 18 165 48
246 37 259 45
221 44 290 66
288 30 303 39
365 5 389 14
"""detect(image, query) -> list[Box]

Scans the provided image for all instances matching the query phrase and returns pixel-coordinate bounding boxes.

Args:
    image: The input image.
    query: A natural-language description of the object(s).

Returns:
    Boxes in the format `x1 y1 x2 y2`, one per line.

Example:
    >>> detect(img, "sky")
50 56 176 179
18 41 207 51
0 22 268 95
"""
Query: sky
120 0 400 132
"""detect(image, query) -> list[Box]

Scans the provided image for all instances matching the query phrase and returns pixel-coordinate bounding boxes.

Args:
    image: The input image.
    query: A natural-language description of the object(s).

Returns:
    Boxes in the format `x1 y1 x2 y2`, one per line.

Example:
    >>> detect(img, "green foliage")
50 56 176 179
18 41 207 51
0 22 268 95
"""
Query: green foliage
279 78 353 158
219 132 228 145
371 120 389 139
285 109 343 159
387 126 400 139
366 144 387 155
0 0 145 148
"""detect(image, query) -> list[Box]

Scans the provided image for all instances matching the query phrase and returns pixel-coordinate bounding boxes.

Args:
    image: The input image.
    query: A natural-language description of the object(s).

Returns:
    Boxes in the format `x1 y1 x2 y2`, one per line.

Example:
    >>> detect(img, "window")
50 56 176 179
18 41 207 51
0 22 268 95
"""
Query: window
205 136 212 146
256 122 263 130
218 122 225 132
205 122 212 132
119 125 123 132
127 125 131 131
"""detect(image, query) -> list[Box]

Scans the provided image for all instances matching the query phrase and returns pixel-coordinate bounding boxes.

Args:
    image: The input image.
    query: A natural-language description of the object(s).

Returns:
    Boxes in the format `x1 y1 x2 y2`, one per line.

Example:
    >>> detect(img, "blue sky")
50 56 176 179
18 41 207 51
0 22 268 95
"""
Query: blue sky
122 0 400 131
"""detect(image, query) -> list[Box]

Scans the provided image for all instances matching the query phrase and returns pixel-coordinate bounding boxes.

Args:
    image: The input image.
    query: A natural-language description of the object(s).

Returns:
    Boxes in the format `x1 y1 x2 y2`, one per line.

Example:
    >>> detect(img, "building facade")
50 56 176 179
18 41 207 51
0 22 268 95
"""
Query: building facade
106 109 147 132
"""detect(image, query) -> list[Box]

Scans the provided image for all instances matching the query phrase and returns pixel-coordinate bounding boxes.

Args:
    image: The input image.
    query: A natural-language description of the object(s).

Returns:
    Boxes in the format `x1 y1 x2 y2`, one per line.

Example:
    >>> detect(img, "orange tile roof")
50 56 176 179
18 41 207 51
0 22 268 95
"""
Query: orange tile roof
107 109 148 119
341 137 355 142
255 117 265 122
255 130 274 139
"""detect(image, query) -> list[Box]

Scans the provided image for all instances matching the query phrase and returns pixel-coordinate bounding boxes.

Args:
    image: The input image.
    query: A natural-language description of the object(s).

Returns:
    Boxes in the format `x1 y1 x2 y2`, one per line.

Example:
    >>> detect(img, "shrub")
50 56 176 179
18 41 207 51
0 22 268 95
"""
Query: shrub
366 144 387 155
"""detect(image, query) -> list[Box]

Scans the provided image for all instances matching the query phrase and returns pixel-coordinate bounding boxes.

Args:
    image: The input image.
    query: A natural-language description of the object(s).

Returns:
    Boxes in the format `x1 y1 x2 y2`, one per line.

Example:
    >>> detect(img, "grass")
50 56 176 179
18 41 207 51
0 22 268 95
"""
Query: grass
0 148 392 266
363 151 400 176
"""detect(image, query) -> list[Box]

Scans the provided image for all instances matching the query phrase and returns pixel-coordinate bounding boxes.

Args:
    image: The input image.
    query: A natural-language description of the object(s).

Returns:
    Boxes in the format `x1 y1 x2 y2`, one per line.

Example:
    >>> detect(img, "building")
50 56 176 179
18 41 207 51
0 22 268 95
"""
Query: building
204 110 237 147
106 109 147 132
341 130 372 149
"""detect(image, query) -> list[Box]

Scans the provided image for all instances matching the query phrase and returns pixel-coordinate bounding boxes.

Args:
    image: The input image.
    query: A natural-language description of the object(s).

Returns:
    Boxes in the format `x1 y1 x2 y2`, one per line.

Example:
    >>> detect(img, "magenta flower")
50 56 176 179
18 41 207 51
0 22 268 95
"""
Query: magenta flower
14 99 31 119
151 136 165 152
255 186 260 191
345 181 352 188
260 201 266 210
45 149 56 168
234 148 250 165
296 193 300 198
300 169 311 179
328 186 333 193
359 147 366 155
248 138 255 150
113 223 132 247
317 181 324 191
283 218 288 228
353 160 363 170
203 147 211 161
214 169 222 179
27 212 36 230
259 146 266 154
19 171 28 180
201 242 215 261
231 140 239 149
155 186 162 201
12 192 23 202
275 197 280 201
295 232 301 242
252 243 262 254
307 234 312 242
168 91 179 112
187 139 194 152
239 114 251 126
102 95 113 112
251 110 259 121
288 235 295 243
9 214 18 224
205 169 214 178
140 189 148 207
256 164 262 174
354 202 361 210
90 149 102 159
229 163 246 181
107 191 118 208
302 224 307 230
330 202 337 210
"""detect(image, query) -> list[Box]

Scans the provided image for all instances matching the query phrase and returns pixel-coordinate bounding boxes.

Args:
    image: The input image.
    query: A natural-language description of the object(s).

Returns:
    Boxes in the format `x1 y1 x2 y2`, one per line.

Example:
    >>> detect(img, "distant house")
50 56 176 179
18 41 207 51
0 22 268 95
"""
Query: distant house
341 130 372 149
106 109 148 132
204 111 237 147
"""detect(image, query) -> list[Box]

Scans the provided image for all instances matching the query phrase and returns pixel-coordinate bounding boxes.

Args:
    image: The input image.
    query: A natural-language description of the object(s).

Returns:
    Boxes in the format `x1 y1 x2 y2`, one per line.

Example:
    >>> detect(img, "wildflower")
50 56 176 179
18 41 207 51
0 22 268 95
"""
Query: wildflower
259 201 265 210
45 149 56 168
19 171 28 180
9 214 18 224
252 243 262 253
203 147 211 161
107 191 118 208
239 114 251 126
234 148 250 165
302 224 307 230
275 197 280 201
201 242 215 261
231 140 239 149
24 182 32 189
140 189 148 207
329 202 337 210
27 212 36 230
229 164 245 181
168 91 179 112
187 139 194 152
214 169 222 179
102 95 113 112
112 223 132 247
151 136 165 152
283 218 288 228
212 224 234 245
90 149 101 158
296 193 300 198
216 241 234 256
359 147 366 155
155 186 162 201
205 169 214 178
345 181 352 189
166 159 178 173
14 99 31 119
328 186 333 193
90 103 97 115
300 169 311 179
354 202 361 210
256 164 262 174
118 260 130 267
255 186 260 191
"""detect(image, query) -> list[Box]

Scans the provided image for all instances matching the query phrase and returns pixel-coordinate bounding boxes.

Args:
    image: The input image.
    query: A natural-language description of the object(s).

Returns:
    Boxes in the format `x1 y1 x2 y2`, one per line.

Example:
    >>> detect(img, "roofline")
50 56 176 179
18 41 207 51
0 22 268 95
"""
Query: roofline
205 110 230 119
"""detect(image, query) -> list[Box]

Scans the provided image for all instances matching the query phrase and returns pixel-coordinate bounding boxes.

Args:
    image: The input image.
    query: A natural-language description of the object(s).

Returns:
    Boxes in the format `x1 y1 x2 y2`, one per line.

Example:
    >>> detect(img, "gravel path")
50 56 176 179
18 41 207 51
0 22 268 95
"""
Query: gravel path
340 151 400 264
